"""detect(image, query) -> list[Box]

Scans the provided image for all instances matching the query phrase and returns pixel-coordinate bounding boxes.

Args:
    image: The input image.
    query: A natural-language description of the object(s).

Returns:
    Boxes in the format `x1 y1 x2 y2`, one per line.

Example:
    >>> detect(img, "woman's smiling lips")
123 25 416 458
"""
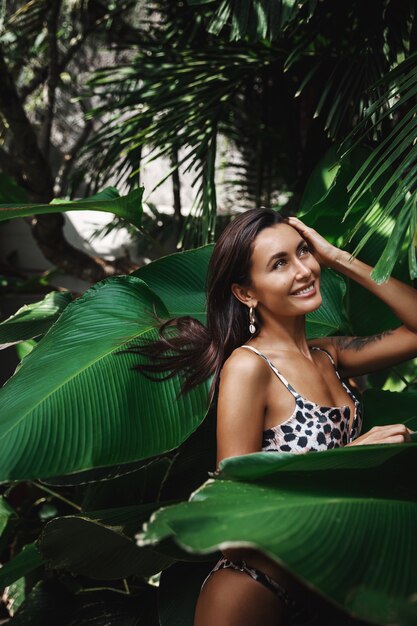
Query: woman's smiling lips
290 281 317 297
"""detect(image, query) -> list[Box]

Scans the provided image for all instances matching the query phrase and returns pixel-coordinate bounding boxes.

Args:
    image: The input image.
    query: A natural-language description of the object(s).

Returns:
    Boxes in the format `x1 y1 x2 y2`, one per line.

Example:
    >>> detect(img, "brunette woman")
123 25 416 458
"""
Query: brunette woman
135 209 416 626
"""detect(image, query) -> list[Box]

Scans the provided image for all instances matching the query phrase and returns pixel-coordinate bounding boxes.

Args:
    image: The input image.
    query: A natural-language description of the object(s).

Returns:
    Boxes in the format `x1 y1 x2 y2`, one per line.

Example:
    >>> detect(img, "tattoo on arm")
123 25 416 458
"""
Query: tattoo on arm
335 330 393 352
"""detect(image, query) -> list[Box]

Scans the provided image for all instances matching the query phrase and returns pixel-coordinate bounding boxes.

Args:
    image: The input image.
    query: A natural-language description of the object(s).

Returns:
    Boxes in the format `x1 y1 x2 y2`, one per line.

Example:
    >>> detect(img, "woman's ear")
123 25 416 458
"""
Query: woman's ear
231 283 257 308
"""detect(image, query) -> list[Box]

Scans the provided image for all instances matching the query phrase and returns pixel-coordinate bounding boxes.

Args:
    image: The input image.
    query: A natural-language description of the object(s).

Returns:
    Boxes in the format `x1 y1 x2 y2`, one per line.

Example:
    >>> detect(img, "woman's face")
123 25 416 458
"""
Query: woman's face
247 223 322 320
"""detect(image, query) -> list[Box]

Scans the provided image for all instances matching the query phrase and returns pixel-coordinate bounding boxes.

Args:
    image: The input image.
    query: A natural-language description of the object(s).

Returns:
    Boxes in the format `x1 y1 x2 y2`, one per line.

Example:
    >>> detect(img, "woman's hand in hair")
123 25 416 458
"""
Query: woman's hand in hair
287 216 344 268
346 424 413 446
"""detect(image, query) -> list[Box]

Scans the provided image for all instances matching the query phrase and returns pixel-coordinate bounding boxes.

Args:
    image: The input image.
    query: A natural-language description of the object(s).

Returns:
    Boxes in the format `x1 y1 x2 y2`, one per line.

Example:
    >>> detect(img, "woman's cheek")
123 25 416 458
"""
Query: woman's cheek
312 256 321 275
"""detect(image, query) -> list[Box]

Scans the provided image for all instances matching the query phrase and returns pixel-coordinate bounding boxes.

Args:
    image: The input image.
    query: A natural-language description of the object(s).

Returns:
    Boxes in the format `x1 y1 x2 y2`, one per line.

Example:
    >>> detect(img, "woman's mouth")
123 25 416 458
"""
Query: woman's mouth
291 282 317 297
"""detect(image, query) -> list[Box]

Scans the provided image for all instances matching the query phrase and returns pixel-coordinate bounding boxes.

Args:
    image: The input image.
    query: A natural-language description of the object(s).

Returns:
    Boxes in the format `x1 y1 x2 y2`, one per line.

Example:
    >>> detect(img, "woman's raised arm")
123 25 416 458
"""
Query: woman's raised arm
288 216 417 378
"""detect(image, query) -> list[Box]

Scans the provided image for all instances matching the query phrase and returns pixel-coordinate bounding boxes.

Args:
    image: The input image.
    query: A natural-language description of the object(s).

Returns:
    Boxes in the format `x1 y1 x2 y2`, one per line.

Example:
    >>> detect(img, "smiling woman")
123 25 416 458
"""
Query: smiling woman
130 208 417 626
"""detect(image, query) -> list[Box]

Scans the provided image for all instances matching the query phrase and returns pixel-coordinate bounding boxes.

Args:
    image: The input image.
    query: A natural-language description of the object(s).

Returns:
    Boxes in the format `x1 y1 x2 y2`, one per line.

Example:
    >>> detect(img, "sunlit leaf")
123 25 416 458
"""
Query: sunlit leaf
0 291 72 349
0 187 143 229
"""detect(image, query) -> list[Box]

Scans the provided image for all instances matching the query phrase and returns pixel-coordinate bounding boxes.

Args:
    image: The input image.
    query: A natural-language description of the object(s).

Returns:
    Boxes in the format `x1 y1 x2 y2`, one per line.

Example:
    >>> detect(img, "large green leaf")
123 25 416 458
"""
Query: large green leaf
15 339 37 362
0 543 43 589
299 146 374 243
42 456 166 488
0 291 72 349
362 389 417 432
160 406 217 502
8 580 74 626
38 508 173 579
134 245 213 324
81 457 172 511
305 267 348 338
0 276 210 481
0 187 143 229
7 581 159 626
140 446 417 625
66 587 159 626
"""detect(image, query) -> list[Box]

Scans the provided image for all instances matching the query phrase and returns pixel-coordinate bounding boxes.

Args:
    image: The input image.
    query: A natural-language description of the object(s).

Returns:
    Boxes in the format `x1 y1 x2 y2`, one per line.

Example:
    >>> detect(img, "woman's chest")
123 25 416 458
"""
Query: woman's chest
263 362 356 431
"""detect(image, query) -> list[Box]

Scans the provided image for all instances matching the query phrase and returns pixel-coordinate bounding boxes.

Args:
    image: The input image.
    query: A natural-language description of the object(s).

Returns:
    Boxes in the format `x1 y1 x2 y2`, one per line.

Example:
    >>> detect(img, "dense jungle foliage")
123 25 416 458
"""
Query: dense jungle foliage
1 1 417 624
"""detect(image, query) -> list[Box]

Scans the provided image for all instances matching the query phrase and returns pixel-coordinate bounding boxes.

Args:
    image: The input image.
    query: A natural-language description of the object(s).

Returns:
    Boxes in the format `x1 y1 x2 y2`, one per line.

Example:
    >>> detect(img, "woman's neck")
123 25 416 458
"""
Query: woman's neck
250 315 311 358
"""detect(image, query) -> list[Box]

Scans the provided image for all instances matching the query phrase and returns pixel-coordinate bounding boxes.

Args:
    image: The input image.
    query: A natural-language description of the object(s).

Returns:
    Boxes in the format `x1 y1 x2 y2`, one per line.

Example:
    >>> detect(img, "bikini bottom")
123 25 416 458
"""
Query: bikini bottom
202 558 318 626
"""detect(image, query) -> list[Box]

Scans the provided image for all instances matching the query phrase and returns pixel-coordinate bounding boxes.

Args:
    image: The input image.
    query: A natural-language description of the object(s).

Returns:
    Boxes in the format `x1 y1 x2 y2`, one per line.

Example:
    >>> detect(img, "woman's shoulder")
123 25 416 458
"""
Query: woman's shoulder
221 345 271 381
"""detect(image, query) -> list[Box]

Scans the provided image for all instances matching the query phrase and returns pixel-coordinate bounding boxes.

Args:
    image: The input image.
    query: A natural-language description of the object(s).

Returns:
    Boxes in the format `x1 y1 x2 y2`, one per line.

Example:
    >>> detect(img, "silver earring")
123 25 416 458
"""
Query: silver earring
249 307 256 334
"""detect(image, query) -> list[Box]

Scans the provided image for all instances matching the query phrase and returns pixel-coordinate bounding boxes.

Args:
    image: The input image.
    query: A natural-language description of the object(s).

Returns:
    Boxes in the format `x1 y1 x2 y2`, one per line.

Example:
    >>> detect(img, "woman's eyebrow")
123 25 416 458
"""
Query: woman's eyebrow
266 239 306 267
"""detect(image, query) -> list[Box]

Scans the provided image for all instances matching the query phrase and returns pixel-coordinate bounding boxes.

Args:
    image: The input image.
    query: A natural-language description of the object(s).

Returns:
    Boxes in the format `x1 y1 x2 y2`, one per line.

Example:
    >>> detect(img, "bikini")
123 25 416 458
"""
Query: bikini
202 345 363 625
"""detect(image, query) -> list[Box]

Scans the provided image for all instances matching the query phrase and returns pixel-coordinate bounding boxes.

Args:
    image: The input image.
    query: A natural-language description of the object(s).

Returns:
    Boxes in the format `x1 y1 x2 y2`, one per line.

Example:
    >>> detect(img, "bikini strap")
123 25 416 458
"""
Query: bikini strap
310 346 341 377
311 346 359 406
239 345 299 398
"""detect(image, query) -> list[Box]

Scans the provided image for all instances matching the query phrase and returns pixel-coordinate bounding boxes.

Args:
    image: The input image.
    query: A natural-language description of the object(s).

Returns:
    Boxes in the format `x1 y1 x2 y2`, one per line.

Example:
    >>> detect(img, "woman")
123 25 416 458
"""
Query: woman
135 209 416 626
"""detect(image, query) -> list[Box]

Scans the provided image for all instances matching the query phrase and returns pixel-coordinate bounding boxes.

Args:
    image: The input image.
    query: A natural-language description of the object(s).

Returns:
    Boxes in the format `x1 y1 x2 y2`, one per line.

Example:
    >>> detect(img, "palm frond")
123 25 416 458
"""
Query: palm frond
84 43 274 245
188 0 317 42
341 51 417 282
288 0 417 140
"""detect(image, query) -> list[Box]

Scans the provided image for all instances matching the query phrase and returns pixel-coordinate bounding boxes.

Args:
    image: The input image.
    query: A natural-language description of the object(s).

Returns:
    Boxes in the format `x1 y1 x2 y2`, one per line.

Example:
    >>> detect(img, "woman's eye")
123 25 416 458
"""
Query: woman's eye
300 245 310 255
273 259 286 269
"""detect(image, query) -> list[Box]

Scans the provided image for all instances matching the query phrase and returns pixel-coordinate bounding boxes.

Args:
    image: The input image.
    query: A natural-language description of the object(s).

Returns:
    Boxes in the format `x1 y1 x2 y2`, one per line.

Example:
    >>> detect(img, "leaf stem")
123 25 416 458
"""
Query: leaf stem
34 482 82 511
77 585 131 596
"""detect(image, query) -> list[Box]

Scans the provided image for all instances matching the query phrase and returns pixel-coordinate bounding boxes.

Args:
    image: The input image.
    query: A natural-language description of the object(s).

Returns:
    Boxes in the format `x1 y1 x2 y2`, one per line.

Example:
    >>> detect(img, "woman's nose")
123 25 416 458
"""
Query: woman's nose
294 259 312 280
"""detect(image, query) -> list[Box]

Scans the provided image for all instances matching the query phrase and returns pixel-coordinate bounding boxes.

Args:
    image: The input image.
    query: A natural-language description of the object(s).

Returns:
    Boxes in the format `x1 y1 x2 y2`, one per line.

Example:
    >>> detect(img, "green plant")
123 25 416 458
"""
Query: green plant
0 215 416 623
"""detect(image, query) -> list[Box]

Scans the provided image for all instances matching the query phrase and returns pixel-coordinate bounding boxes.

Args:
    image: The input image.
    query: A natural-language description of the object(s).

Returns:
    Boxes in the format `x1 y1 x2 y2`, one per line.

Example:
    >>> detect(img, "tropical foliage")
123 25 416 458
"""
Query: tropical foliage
0 181 417 624
1 0 417 275
1 1 417 625
82 0 417 276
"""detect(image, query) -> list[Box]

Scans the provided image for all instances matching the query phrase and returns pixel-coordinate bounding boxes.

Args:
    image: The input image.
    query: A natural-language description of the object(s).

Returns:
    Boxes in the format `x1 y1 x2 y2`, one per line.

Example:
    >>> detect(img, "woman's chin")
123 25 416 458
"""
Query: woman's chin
305 292 323 314
296 293 322 313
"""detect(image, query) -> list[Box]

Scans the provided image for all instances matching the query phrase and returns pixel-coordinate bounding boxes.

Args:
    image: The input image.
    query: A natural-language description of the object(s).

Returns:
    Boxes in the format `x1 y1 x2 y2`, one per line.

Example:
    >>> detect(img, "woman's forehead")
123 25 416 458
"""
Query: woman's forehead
251 223 302 261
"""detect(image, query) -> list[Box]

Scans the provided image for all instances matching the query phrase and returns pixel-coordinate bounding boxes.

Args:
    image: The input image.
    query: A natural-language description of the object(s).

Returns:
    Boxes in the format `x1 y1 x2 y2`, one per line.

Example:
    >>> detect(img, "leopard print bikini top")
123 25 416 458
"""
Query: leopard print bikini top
240 345 362 454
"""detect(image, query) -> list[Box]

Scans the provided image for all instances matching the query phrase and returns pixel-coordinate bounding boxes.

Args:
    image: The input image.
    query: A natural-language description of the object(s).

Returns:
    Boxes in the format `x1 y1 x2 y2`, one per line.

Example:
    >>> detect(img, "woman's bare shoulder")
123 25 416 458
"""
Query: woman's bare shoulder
217 347 270 460
223 346 268 373
221 345 270 380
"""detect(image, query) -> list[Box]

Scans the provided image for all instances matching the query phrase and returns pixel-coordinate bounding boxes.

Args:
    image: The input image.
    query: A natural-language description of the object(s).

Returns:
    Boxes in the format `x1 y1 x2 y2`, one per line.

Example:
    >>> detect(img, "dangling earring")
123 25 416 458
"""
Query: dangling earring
249 306 256 334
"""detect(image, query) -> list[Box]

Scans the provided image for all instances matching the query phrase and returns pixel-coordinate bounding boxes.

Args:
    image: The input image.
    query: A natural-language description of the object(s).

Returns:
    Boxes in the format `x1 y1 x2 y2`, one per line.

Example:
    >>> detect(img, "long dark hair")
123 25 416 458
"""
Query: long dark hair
131 208 288 403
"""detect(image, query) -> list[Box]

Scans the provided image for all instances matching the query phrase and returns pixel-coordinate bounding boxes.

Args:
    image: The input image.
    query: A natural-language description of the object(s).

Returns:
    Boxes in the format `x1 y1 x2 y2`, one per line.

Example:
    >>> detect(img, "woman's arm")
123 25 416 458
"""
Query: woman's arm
216 349 269 466
288 217 417 377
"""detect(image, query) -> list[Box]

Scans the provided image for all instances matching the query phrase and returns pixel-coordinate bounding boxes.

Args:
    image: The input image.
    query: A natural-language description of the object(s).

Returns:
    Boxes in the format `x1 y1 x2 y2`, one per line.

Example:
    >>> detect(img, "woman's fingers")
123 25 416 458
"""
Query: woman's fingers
352 423 412 445
287 216 341 267
287 216 311 236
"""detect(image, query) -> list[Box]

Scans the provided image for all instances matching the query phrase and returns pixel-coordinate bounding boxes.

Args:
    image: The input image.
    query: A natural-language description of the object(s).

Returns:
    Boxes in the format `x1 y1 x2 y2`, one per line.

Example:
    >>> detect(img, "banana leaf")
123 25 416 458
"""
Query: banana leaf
0 543 43 589
0 187 143 229
140 445 417 625
0 276 210 481
134 245 213 324
38 504 173 579
362 388 417 431
0 291 72 349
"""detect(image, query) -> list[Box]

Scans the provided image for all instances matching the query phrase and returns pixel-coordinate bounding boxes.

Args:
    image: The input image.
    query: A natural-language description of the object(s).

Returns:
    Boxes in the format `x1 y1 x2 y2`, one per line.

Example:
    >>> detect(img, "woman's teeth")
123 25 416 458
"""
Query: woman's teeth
293 284 314 296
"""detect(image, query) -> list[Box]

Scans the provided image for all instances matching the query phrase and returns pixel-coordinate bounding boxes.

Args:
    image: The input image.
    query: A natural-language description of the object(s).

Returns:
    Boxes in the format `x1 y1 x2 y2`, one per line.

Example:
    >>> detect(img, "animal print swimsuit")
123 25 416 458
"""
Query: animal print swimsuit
202 344 363 625
243 344 363 452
